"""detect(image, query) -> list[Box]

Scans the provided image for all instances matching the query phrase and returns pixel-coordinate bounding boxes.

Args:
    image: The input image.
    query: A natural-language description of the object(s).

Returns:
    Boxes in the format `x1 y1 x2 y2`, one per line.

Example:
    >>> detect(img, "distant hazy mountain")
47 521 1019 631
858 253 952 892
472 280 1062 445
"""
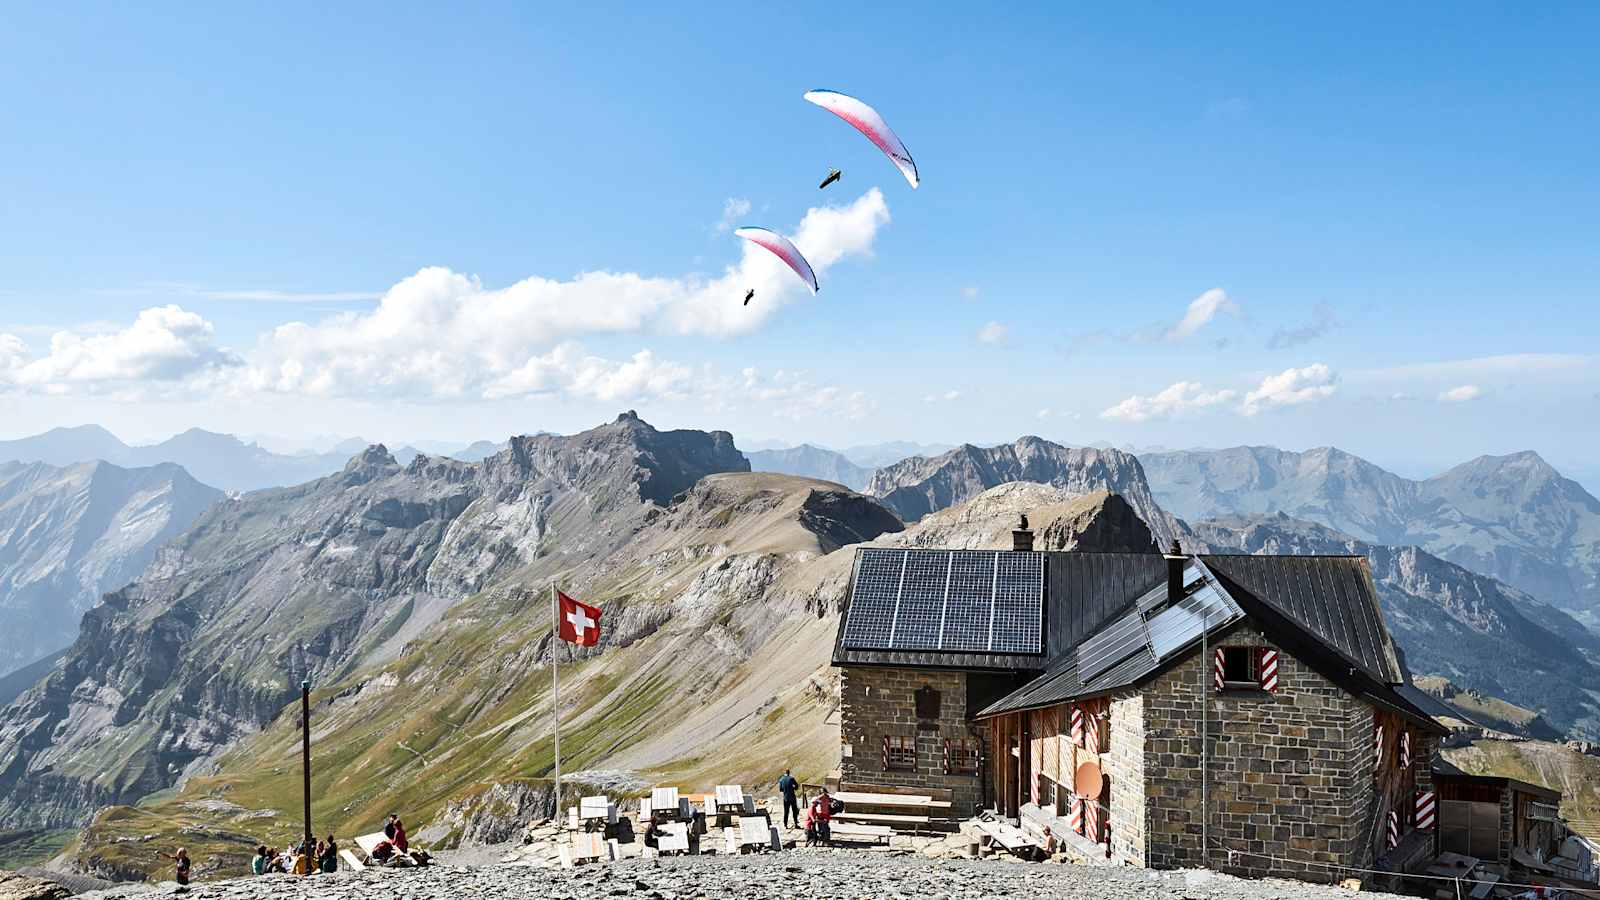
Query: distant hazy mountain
0 460 222 674
863 436 1178 543
1140 446 1600 629
838 440 955 469
1186 511 1600 739
746 444 873 491
451 440 509 461
0 426 361 493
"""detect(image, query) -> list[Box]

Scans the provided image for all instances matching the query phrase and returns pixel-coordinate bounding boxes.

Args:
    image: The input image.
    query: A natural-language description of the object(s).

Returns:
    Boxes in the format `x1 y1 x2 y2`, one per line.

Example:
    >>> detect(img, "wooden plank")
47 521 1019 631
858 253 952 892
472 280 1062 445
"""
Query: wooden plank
716 785 744 807
830 791 952 809
579 796 610 818
833 811 932 824
353 832 390 856
657 822 690 853
739 817 770 847
652 787 679 811
831 822 893 836
339 849 366 871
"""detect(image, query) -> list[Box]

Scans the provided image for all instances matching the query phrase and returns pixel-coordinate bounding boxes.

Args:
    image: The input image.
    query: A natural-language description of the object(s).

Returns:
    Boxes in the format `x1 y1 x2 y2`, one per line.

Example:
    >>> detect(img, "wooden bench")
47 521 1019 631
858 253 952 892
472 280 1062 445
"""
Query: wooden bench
829 822 893 845
831 791 952 809
834 811 932 825
339 849 366 871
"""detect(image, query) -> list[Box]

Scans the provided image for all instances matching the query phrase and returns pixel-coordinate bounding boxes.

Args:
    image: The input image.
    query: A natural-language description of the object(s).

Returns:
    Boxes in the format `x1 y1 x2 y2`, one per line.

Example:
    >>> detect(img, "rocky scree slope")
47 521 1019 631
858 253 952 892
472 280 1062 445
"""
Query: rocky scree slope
0 460 221 674
864 437 1178 543
1187 512 1600 739
0 413 747 830
1142 446 1600 629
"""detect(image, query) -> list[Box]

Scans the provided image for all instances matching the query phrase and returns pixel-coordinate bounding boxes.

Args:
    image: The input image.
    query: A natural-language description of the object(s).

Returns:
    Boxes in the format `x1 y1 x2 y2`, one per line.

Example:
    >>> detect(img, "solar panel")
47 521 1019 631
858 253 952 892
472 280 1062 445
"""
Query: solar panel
990 552 1044 653
839 548 904 649
892 550 948 650
941 552 995 652
1075 610 1151 681
840 549 1044 654
1146 578 1243 659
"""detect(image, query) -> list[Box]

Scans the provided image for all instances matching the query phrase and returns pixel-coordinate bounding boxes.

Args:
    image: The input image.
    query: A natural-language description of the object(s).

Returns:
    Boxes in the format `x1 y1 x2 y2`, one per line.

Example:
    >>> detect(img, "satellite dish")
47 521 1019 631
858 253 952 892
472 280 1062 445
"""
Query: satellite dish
1074 761 1103 798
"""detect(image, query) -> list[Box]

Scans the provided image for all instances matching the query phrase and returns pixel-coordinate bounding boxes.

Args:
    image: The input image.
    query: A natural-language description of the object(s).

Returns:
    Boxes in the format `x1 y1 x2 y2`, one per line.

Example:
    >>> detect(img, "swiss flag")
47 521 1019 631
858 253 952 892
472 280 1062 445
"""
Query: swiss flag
556 591 602 647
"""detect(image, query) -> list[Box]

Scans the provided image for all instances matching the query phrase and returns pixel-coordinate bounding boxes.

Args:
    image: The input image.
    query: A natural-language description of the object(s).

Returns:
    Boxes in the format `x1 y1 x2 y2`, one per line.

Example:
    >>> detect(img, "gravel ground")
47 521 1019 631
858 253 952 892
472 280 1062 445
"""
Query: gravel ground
72 849 1387 900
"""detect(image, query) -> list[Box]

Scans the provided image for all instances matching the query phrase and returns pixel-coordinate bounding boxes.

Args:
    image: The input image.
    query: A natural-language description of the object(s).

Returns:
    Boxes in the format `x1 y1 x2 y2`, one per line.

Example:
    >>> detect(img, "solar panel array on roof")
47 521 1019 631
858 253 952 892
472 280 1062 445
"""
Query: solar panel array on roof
1075 610 1150 682
840 548 1044 654
1146 574 1243 659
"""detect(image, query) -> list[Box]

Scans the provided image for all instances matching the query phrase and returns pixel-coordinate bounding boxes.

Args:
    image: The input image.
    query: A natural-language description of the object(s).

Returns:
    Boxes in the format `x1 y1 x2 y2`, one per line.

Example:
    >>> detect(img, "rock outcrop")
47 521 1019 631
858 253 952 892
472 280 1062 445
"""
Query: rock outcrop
0 870 69 900
864 437 1177 543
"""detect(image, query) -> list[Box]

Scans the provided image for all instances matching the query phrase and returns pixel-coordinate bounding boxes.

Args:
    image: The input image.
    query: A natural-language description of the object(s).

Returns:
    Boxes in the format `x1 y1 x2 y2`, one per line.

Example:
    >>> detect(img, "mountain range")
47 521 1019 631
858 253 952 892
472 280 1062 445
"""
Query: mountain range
3 414 1599 879
0 426 508 494
0 460 222 675
1140 446 1600 629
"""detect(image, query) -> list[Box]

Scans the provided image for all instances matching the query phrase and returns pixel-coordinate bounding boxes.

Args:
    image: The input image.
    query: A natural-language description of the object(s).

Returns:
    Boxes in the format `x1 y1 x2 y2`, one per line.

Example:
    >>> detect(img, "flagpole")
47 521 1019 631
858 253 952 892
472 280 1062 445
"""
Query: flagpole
551 583 561 819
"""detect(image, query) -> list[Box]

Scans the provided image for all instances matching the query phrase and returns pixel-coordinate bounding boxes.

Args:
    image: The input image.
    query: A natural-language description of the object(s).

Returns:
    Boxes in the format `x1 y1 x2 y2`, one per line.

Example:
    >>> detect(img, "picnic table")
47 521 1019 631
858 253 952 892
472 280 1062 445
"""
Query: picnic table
828 822 893 845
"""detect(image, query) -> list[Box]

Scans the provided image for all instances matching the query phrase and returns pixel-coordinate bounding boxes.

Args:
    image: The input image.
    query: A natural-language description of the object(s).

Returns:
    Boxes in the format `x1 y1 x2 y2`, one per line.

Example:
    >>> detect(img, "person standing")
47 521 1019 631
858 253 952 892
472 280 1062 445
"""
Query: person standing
160 847 191 885
383 814 398 840
392 817 409 854
777 769 801 829
318 834 338 873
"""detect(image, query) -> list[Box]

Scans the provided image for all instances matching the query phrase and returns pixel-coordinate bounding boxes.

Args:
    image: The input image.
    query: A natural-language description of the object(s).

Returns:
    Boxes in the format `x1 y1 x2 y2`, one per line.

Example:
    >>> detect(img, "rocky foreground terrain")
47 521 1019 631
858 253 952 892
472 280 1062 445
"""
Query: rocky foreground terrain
58 852 1387 900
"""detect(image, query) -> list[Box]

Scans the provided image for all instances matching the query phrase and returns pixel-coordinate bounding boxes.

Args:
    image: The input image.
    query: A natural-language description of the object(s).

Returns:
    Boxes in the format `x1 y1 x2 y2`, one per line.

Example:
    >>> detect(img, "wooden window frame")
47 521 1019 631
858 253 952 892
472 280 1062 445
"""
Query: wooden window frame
1220 645 1259 687
883 734 917 771
944 737 979 775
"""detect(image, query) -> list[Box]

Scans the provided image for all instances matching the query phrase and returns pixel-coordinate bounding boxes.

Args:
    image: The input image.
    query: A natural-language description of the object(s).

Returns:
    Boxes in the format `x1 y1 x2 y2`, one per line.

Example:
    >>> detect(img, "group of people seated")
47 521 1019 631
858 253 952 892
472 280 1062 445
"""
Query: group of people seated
250 834 338 875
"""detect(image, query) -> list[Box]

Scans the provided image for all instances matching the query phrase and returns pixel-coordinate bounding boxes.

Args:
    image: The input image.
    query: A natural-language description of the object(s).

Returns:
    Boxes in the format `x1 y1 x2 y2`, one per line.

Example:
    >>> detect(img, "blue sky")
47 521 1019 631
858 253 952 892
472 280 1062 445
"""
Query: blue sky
2 3 1597 483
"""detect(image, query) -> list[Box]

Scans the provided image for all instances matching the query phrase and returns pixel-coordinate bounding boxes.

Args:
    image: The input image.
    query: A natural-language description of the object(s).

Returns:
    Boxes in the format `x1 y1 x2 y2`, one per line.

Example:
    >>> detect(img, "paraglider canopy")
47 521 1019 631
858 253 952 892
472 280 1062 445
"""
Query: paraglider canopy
734 227 819 294
803 89 919 189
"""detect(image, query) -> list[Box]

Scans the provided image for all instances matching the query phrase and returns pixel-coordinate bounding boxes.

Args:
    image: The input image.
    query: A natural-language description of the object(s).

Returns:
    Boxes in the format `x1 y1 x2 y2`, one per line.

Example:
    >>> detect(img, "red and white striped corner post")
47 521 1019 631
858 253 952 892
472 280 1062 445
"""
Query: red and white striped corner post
1084 797 1103 844
1399 730 1412 769
1385 810 1400 850
1258 648 1279 692
1415 790 1437 831
1069 705 1085 747
1068 795 1084 835
1374 720 1386 770
1213 647 1226 691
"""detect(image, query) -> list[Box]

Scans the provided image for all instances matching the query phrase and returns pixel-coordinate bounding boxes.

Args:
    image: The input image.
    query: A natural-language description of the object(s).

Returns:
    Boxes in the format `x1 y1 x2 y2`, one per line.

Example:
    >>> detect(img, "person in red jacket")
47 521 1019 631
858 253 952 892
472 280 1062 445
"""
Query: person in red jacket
392 817 409 853
806 789 843 845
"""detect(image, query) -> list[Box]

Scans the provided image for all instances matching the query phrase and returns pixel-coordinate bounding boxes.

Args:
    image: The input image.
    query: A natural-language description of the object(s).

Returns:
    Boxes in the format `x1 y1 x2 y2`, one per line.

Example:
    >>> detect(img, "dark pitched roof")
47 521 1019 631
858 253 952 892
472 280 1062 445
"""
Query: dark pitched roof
1199 554 1401 683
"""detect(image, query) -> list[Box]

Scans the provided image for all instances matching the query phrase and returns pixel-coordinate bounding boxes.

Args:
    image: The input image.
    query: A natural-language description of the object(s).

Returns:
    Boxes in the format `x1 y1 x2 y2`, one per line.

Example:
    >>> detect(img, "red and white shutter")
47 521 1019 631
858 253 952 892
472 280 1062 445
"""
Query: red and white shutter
1399 730 1412 769
1385 810 1400 849
1415 790 1437 831
1258 648 1279 692
882 735 889 770
1374 720 1386 770
1068 795 1084 834
1084 798 1103 843
1092 703 1108 752
1214 647 1226 691
1070 706 1085 747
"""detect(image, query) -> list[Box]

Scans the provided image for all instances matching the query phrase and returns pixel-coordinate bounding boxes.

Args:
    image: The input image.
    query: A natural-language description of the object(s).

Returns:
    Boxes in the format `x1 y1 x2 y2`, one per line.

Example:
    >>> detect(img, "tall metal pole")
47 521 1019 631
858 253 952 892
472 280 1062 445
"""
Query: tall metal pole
301 679 313 873
1201 623 1209 868
551 585 561 818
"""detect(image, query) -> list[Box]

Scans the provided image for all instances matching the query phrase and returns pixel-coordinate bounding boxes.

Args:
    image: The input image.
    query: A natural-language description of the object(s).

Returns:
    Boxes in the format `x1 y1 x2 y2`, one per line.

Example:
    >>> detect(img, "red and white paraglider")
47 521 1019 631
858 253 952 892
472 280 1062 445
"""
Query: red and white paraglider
734 226 819 295
803 89 919 189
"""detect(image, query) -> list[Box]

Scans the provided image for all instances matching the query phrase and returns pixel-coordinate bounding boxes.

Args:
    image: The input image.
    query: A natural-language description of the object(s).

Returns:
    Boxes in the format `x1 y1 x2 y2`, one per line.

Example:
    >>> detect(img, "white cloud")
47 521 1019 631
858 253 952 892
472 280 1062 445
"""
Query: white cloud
924 390 962 404
249 189 890 400
977 321 1008 344
1162 288 1238 342
1100 382 1238 422
485 344 691 403
714 197 752 234
961 285 980 301
1240 363 1338 416
1037 408 1052 419
734 368 873 421
0 306 241 392
1438 384 1482 403
1357 353 1596 381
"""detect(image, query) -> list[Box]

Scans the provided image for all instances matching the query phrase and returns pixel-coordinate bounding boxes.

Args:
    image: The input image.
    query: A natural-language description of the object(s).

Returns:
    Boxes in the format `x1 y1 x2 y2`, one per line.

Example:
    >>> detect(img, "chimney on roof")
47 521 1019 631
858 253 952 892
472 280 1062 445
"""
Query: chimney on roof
1164 538 1185 603
1012 513 1034 552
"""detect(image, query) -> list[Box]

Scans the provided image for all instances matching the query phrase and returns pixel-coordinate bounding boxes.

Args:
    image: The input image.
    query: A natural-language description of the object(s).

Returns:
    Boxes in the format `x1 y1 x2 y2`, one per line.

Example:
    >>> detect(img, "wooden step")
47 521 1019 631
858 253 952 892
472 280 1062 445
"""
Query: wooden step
833 811 931 825
831 791 952 809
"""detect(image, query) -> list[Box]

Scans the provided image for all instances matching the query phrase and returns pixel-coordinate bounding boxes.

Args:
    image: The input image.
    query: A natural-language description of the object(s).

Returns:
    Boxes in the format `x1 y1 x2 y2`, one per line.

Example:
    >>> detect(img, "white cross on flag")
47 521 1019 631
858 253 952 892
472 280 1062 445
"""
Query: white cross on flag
557 591 602 647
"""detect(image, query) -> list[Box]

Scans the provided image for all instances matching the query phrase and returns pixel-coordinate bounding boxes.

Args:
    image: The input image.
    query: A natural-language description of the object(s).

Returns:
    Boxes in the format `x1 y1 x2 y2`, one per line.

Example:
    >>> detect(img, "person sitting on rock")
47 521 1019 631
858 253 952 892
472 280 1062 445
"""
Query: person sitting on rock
252 845 270 875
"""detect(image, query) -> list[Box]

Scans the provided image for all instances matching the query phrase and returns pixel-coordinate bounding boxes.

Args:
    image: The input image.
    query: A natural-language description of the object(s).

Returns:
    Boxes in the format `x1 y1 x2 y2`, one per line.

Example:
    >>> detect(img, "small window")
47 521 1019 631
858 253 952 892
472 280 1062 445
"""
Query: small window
915 686 942 721
884 735 917 771
1221 646 1258 685
944 738 979 775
